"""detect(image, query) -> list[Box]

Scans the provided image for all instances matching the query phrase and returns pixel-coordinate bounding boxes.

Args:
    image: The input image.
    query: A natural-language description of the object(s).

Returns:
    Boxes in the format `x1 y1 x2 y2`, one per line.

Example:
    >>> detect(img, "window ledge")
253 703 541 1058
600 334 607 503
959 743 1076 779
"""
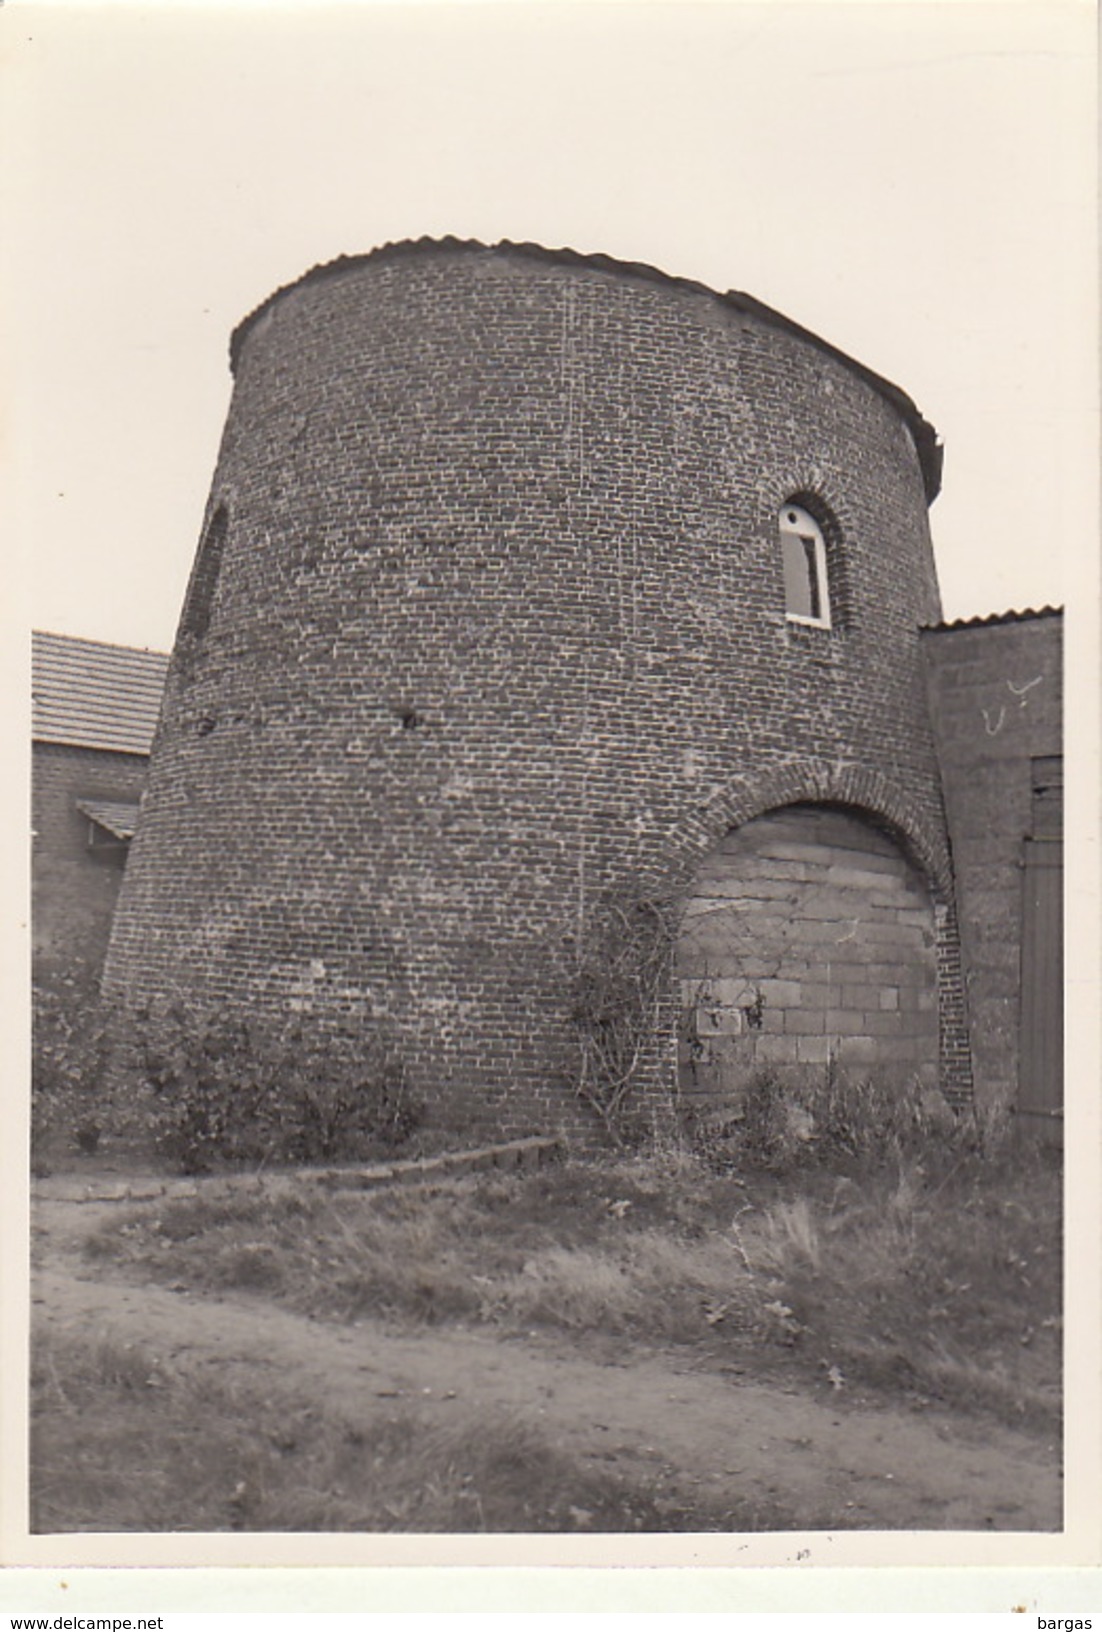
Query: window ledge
784 617 838 659
785 614 833 633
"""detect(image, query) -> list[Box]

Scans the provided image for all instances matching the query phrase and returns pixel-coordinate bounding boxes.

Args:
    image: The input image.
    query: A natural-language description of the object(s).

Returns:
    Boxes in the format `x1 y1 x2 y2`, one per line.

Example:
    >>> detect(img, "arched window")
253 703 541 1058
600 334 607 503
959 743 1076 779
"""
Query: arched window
179 503 229 645
779 502 831 628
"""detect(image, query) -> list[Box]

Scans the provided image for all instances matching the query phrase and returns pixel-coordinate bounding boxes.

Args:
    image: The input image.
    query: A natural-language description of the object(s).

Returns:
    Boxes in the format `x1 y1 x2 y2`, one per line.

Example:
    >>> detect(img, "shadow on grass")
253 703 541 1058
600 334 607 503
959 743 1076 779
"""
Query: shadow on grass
30 1331 818 1535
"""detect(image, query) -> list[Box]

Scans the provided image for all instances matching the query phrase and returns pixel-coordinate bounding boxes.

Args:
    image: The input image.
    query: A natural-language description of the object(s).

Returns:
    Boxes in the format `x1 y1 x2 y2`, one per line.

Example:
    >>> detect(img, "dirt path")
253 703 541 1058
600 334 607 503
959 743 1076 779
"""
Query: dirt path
32 1193 1061 1533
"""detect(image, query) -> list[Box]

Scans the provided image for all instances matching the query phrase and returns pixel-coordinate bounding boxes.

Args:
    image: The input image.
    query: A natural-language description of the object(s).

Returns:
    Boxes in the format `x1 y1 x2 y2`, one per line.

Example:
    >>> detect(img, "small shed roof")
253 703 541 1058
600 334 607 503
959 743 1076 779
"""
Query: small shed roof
75 798 142 841
33 631 170 755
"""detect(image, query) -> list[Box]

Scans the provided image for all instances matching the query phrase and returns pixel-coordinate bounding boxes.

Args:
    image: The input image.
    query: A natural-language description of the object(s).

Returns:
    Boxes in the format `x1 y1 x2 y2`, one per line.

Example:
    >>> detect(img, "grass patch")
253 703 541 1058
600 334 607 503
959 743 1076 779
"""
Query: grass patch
81 1146 1062 1430
31 1331 807 1534
490 1230 759 1340
735 1152 1062 1428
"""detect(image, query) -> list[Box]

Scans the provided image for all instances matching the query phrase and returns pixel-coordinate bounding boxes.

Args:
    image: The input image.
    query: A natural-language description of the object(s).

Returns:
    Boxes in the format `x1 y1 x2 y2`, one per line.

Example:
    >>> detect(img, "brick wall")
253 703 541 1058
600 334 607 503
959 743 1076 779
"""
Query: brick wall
104 242 963 1142
32 742 149 978
921 611 1063 1112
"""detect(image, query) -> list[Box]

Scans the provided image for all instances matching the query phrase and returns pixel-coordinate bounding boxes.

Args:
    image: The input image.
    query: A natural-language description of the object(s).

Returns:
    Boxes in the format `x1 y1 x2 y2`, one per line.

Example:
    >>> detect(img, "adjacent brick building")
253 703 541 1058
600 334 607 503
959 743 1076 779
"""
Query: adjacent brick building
33 632 169 980
922 608 1063 1132
99 238 1060 1142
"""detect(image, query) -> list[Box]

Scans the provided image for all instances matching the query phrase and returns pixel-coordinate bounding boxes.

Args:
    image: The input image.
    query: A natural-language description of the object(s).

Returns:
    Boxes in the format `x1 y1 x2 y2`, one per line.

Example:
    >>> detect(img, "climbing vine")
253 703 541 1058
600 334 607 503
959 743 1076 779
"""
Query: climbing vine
568 889 680 1142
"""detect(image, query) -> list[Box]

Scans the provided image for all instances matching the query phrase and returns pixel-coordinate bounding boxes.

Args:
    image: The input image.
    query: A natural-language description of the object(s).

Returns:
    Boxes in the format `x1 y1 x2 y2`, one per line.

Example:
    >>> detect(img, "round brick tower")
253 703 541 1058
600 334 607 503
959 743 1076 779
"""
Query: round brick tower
104 239 970 1142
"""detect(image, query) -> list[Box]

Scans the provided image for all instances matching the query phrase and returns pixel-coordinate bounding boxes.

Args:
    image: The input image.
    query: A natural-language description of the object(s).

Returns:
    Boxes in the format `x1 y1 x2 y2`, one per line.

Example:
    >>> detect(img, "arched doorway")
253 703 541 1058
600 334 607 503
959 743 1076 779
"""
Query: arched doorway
676 804 939 1110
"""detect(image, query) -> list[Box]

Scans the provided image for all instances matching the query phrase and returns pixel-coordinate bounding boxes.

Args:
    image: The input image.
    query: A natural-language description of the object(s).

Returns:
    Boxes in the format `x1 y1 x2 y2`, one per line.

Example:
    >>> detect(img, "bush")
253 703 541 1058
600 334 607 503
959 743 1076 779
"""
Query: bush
32 955 112 1162
138 1003 420 1173
569 890 678 1141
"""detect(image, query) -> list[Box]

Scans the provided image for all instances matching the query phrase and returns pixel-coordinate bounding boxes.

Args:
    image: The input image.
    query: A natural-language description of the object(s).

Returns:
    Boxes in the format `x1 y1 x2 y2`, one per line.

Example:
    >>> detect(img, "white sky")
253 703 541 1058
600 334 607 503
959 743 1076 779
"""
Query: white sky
4 0 1097 651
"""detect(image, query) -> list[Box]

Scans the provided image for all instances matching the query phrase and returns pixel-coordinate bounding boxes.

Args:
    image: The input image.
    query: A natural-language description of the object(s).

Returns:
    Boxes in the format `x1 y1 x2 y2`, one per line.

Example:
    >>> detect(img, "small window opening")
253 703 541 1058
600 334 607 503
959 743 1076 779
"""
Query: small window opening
180 504 229 646
780 503 832 628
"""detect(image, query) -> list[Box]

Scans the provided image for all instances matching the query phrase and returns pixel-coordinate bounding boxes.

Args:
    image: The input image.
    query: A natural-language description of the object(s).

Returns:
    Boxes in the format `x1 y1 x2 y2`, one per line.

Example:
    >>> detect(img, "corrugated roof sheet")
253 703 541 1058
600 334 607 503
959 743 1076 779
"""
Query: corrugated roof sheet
33 631 169 754
230 237 944 503
75 799 142 841
920 606 1063 634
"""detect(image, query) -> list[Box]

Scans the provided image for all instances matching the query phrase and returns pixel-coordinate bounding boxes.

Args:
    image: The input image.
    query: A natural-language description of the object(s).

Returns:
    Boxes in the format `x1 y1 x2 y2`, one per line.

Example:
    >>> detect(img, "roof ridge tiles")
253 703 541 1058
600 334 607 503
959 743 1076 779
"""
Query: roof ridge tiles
33 629 170 661
920 605 1063 633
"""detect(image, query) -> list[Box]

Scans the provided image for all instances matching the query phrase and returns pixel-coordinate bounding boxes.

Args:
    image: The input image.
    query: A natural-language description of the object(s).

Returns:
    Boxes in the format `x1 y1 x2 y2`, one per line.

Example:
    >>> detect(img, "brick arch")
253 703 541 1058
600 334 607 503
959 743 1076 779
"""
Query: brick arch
665 759 973 1105
761 469 857 549
766 468 852 524
668 757 952 900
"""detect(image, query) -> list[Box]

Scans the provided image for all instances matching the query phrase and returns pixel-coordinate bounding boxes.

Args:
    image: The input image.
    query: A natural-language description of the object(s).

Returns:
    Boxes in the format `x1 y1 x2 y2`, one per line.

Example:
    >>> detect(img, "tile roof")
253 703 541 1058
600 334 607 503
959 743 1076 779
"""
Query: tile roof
75 799 142 841
33 631 170 755
920 606 1063 634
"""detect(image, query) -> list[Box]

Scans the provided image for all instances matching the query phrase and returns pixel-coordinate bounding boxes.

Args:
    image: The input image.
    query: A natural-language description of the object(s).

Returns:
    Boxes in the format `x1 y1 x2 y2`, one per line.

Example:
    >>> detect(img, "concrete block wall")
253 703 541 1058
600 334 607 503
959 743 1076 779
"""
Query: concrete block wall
677 805 939 1104
921 610 1062 1112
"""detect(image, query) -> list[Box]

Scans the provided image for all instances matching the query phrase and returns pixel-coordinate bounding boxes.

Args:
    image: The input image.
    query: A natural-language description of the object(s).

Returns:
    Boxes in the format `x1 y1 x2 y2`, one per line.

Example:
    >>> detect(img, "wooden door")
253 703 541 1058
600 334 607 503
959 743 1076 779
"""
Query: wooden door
1018 836 1063 1140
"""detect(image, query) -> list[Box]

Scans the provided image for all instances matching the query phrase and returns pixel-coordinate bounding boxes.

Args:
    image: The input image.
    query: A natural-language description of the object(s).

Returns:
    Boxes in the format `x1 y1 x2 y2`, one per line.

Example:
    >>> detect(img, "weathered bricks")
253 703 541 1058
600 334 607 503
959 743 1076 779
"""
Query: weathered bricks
102 240 970 1140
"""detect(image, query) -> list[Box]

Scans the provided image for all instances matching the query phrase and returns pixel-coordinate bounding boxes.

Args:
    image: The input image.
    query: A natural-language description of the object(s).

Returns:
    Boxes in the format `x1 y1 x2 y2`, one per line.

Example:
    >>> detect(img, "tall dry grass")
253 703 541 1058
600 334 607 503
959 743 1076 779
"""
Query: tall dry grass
80 1142 1061 1429
735 1153 1061 1427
